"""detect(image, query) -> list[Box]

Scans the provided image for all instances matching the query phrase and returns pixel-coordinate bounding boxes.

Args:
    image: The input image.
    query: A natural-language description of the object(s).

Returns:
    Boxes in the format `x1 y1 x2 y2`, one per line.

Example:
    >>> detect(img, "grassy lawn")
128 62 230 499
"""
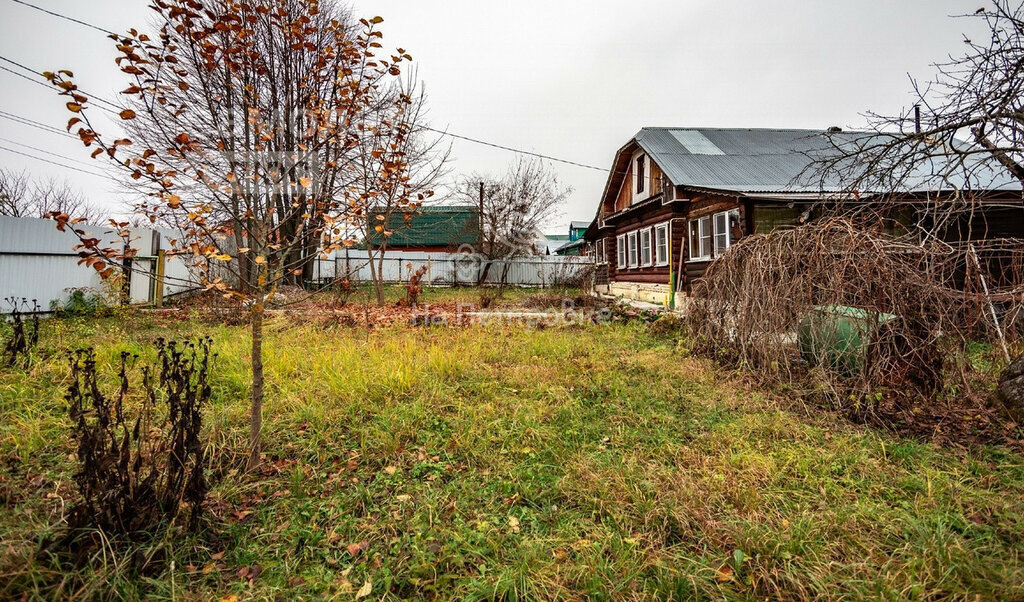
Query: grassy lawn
2 291 1023 599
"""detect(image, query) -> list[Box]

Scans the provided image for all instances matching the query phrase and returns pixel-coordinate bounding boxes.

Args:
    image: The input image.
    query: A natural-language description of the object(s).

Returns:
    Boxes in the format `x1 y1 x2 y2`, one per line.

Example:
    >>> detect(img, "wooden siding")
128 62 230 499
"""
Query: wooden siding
614 163 632 212
604 203 687 284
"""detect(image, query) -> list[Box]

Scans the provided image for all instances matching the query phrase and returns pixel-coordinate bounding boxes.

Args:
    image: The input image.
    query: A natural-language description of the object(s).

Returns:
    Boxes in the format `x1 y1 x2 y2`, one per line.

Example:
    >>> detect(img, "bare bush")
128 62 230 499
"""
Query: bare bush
44 339 213 559
685 219 1024 416
2 298 40 368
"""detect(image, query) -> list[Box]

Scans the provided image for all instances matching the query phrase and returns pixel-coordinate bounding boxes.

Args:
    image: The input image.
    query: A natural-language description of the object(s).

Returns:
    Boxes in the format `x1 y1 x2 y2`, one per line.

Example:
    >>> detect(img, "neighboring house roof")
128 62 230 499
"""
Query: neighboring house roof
372 205 480 248
534 233 569 254
554 238 585 254
569 221 590 230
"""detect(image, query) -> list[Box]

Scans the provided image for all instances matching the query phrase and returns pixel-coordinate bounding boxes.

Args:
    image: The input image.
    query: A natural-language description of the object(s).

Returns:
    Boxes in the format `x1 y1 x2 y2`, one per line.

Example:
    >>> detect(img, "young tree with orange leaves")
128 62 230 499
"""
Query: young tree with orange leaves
352 74 449 306
45 0 412 469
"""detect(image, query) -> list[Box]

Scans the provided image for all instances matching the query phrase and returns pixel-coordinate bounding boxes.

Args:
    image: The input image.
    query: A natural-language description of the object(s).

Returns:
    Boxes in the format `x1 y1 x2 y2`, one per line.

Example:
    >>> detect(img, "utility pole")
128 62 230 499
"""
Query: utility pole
478 181 484 253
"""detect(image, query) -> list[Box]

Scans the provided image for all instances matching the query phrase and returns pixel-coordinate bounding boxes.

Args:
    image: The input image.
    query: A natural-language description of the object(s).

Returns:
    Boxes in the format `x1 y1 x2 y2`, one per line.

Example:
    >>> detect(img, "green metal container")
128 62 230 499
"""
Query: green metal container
797 305 896 373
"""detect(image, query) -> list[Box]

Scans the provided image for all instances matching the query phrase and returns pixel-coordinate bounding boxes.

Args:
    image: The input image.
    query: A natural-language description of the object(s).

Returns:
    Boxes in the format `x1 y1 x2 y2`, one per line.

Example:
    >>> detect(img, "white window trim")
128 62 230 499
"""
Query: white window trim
689 216 711 262
688 209 738 262
596 238 607 264
654 223 669 266
631 151 647 204
640 227 653 267
616 234 626 268
627 231 638 268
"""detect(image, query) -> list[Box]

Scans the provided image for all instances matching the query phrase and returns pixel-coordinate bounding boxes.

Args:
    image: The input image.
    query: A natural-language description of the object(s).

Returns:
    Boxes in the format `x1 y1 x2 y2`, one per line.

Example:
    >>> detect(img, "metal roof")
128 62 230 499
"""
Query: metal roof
371 205 480 248
633 127 1017 193
569 221 590 230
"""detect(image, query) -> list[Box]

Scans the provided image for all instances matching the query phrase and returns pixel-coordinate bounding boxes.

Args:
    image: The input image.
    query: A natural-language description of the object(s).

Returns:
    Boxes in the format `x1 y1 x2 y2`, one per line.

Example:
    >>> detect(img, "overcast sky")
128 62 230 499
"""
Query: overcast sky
0 0 992 233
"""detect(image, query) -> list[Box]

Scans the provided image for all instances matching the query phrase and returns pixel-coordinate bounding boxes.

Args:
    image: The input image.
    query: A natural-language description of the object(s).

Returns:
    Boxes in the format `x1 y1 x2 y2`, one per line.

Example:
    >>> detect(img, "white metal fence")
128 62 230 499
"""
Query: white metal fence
1 216 596 314
313 250 595 288
0 215 199 313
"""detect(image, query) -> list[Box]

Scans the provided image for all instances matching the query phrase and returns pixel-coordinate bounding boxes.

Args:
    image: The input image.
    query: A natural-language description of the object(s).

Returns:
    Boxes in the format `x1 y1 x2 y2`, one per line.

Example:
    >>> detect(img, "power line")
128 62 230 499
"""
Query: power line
0 144 109 179
0 55 122 113
8 5 620 178
0 63 50 90
422 126 608 172
0 109 77 139
0 136 105 170
7 0 117 35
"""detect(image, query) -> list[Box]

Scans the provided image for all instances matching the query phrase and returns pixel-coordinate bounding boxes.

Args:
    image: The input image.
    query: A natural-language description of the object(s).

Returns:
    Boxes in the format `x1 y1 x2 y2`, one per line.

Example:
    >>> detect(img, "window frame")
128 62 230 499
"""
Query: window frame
635 155 646 195
688 209 740 262
639 227 653 267
616 234 626 269
688 215 712 261
596 238 607 264
654 223 669 266
627 230 639 268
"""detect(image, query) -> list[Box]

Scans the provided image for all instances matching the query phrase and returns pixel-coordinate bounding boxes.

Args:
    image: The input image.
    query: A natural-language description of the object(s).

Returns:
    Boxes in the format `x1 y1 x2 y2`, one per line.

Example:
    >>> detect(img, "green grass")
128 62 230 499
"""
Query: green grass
1 300 1023 600
304 283 575 308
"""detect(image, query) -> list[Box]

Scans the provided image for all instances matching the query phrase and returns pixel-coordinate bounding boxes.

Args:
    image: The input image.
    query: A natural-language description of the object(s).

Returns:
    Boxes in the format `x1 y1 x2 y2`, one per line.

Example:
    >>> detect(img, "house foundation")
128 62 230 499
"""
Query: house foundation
606 281 672 306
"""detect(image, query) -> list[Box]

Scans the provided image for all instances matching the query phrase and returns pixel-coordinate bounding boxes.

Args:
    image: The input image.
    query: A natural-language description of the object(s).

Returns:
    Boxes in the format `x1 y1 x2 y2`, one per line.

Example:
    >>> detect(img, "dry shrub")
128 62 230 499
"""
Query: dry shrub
649 313 687 339
2 297 39 368
43 339 213 560
685 219 1024 418
398 264 429 307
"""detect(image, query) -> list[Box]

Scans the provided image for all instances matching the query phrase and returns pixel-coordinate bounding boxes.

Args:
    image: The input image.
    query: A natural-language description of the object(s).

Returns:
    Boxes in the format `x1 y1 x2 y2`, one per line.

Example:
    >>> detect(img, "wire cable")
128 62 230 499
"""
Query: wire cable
0 109 78 139
0 144 109 178
4 2 617 176
0 55 122 113
421 126 608 172
0 136 106 170
7 0 117 35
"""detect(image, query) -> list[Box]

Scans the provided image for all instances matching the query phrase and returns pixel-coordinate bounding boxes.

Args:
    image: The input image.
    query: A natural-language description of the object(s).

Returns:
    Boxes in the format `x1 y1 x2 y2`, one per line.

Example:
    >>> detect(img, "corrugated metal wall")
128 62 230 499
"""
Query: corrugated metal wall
0 216 200 313
314 249 595 287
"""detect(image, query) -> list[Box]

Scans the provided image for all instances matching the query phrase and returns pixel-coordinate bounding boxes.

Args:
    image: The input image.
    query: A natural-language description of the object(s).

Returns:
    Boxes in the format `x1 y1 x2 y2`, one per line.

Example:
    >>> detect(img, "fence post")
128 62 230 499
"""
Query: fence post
154 250 166 307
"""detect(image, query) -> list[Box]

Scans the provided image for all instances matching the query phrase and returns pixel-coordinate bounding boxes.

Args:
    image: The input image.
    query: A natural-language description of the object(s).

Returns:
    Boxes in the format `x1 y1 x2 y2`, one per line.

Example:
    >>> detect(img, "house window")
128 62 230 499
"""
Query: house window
714 212 729 255
616 234 626 268
627 231 638 268
636 155 645 195
596 238 607 263
654 223 669 266
689 216 712 260
689 209 740 261
640 227 652 267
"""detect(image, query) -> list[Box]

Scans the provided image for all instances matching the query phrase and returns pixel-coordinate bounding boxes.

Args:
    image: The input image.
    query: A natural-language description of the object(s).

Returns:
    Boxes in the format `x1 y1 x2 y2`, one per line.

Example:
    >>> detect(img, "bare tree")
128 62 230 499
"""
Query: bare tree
0 169 102 223
44 0 413 470
460 157 570 289
0 169 30 217
352 74 450 305
810 1 1024 236
778 1 1024 420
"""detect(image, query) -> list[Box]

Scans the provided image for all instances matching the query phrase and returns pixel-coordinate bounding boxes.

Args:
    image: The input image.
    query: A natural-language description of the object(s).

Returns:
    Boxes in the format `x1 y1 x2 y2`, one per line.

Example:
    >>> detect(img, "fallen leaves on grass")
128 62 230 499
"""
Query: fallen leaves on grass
347 540 369 557
356 579 373 598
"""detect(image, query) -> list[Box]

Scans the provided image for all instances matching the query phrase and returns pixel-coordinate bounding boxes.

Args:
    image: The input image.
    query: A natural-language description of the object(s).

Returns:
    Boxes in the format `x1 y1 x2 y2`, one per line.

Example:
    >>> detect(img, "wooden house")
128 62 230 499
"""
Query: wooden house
584 127 1023 305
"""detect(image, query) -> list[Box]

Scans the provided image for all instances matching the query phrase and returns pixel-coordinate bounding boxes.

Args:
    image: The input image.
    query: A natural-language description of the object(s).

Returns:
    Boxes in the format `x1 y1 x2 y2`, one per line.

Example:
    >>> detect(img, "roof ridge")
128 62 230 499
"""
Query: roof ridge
639 126 875 134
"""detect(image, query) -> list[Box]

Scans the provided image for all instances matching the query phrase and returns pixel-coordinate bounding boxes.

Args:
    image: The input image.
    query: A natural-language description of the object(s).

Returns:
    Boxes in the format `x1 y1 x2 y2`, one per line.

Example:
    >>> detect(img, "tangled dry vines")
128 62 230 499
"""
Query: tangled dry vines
685 219 1024 422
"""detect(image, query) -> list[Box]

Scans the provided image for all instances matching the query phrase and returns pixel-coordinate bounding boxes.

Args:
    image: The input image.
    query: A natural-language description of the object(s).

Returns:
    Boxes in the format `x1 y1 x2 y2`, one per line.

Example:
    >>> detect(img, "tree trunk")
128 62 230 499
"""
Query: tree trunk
375 250 386 306
246 302 265 471
367 249 386 306
498 261 511 298
478 259 492 286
